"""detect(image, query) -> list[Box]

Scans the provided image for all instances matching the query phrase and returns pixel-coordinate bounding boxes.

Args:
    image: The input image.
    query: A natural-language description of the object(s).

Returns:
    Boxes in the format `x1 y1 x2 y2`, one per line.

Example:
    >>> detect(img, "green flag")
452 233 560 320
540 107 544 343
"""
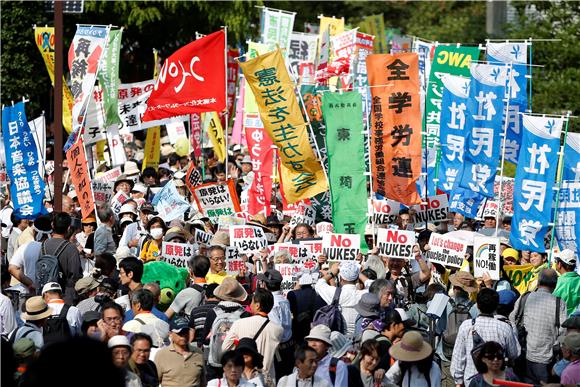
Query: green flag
98 28 123 126
323 92 368 250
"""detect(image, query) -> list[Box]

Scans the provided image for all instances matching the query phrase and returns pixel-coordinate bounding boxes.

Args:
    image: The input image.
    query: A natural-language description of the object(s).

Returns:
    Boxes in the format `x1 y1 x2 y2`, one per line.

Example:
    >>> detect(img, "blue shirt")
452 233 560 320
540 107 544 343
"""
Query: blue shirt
124 306 169 323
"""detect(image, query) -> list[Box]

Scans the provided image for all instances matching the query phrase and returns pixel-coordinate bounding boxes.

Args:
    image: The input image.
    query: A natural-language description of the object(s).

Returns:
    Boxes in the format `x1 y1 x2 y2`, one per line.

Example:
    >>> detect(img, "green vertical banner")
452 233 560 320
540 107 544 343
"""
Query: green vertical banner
323 92 368 250
98 28 123 126
423 45 480 197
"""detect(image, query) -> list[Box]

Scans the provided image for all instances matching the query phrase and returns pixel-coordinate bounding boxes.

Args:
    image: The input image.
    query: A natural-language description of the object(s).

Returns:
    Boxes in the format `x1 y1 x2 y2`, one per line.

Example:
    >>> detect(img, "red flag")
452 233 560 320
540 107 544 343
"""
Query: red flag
142 30 226 122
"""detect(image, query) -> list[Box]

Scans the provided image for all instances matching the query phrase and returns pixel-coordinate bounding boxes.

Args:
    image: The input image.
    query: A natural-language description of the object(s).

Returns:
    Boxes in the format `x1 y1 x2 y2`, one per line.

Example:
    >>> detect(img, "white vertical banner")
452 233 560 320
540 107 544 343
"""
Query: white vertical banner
29 115 46 177
83 86 107 146
107 124 127 167
260 7 296 53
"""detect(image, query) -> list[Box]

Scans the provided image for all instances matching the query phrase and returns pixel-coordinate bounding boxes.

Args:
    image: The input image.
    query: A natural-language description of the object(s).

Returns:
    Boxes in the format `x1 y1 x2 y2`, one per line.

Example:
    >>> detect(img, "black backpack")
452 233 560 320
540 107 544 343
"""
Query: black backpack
43 304 72 347
35 240 68 295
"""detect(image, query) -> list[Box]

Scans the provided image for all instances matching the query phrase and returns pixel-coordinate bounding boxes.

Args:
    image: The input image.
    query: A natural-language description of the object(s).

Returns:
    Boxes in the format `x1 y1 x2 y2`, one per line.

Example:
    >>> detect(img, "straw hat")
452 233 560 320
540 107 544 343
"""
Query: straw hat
123 161 140 177
213 277 247 302
305 324 332 345
449 271 478 293
210 231 230 247
389 331 433 362
21 296 53 321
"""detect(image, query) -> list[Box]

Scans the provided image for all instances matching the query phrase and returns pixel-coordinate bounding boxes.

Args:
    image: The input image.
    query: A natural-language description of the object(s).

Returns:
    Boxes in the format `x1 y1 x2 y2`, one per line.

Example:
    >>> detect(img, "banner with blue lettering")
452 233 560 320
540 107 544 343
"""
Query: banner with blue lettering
438 74 470 193
563 133 580 182
449 186 485 219
555 182 580 259
151 180 190 222
459 63 507 198
486 42 529 165
1 102 46 219
510 114 563 252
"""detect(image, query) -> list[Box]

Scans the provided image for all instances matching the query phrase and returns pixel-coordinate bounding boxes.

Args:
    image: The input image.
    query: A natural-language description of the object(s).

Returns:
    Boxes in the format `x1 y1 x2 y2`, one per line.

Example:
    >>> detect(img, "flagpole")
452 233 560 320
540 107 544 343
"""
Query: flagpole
548 112 571 264
223 26 229 177
364 86 377 247
54 1 63 211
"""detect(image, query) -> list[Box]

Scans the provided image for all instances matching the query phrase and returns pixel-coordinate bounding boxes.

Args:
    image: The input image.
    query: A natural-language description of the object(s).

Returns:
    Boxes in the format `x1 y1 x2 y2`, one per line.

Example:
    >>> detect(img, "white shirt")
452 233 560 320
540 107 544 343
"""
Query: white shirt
46 299 83 336
0 293 17 335
314 353 348 387
9 241 42 293
119 221 146 256
270 291 293 343
207 378 255 387
277 372 332 387
315 280 368 337
123 312 170 348
0 205 13 238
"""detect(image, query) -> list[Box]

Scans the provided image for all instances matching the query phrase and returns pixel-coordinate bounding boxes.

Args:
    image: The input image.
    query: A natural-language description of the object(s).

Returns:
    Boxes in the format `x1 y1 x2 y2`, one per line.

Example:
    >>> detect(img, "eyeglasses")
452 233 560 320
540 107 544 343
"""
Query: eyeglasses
104 316 122 323
483 353 504 360
211 256 226 262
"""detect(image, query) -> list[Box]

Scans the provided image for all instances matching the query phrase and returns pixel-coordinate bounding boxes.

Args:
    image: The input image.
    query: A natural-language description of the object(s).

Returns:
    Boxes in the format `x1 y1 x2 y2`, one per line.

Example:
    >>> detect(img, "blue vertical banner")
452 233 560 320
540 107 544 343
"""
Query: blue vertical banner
449 186 486 219
459 63 507 198
510 114 563 252
2 102 46 219
438 74 471 193
555 182 580 260
486 42 529 165
563 133 580 182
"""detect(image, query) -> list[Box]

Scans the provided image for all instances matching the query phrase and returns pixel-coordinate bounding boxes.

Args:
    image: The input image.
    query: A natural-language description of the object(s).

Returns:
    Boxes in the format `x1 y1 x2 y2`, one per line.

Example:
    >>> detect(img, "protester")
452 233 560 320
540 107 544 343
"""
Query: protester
553 249 580 315
95 205 117 256
165 255 210 321
559 332 580 385
122 289 170 348
116 257 144 311
277 345 332 387
129 333 159 387
41 281 83 337
98 302 125 343
469 341 518 387
305 324 348 386
140 216 167 262
10 296 52 351
235 337 274 386
108 335 142 387
386 331 441 387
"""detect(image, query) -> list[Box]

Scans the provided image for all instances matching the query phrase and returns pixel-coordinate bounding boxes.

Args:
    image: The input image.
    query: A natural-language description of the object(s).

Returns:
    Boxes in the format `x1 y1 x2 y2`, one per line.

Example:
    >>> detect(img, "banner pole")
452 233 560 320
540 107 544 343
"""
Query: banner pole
548 112 571 264
495 63 513 235
223 26 229 176
365 89 376 247
53 1 63 211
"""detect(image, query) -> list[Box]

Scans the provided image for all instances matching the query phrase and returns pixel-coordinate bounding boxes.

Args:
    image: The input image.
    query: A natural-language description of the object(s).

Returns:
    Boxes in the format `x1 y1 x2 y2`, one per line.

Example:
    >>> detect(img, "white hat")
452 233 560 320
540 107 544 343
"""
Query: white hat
241 155 252 164
557 249 577 266
173 170 186 179
41 282 62 295
119 204 137 216
298 271 316 286
131 183 147 194
123 161 140 176
305 324 332 345
67 190 77 199
107 335 131 349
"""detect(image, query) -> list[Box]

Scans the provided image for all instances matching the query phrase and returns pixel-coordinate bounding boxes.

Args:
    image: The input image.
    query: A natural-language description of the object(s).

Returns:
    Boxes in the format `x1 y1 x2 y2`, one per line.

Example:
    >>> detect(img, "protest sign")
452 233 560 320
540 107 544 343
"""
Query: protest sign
322 233 360 261
185 163 203 194
494 176 514 217
111 190 129 216
193 180 241 224
426 233 467 269
370 199 400 225
151 180 190 222
316 222 333 236
288 202 316 228
275 264 303 294
92 181 115 205
478 200 500 220
142 126 160 171
193 228 212 246
161 242 196 268
230 225 267 254
473 235 501 280
503 264 534 295
299 239 324 257
376 229 416 259
225 247 244 275
411 194 449 223
217 215 246 233
272 243 312 263
166 121 187 144
65 139 95 219
98 166 122 182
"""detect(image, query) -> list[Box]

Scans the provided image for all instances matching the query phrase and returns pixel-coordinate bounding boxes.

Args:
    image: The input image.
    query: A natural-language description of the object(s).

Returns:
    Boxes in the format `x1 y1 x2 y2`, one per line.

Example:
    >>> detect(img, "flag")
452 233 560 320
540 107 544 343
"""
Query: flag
563 133 580 182
323 92 368 248
98 28 123 127
67 25 109 150
227 48 239 119
203 112 226 163
359 14 386 54
510 114 563 252
459 63 507 198
260 7 295 53
367 52 422 205
66 138 95 220
83 87 107 146
142 126 160 171
438 74 471 193
152 180 191 222
142 30 226 122
2 102 46 219
239 49 327 204
244 42 270 119
190 113 203 159
555 182 580 259
288 32 318 79
231 77 246 145
245 125 274 216
33 26 74 134
29 115 46 178
319 16 344 37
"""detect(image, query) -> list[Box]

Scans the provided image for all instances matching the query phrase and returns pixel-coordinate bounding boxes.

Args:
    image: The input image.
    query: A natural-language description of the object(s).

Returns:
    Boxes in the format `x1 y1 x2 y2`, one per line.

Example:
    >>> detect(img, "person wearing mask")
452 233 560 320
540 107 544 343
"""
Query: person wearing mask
469 341 518 387
140 217 167 263
115 257 144 312
277 345 331 387
553 249 580 315
108 335 142 387
165 255 210 320
42 282 83 336
129 333 159 387
94 205 117 256
305 324 348 386
122 289 170 348
120 203 156 257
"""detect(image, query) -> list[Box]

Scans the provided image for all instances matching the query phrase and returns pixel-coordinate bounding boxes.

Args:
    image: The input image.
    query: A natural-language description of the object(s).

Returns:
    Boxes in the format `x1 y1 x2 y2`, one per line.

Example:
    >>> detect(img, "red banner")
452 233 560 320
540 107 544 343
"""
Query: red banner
245 125 274 216
227 48 239 120
189 113 202 158
65 139 95 219
367 52 422 205
142 30 226 122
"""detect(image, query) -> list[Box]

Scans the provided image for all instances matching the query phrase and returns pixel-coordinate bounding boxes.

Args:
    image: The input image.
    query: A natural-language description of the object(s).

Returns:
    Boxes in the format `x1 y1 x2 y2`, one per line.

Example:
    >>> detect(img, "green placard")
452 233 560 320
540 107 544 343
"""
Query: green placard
98 29 123 126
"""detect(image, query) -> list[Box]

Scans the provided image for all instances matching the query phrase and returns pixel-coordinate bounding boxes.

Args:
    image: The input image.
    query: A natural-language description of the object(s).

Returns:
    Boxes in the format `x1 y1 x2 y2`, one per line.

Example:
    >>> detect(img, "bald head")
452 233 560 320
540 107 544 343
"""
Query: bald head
62 195 75 214
538 268 558 289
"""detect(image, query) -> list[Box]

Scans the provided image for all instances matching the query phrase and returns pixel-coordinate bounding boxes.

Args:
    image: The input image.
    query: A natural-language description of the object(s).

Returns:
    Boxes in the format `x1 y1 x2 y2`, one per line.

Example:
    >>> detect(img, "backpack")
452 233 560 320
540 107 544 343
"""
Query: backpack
207 305 244 367
7 326 35 345
43 304 72 347
312 287 346 334
296 288 316 326
470 318 486 363
442 299 473 359
174 284 206 326
328 357 339 386
35 240 68 294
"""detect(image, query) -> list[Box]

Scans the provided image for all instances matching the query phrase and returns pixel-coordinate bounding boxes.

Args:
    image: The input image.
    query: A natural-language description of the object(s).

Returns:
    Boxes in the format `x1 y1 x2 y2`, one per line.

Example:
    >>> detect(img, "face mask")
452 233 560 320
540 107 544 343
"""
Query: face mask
150 227 164 240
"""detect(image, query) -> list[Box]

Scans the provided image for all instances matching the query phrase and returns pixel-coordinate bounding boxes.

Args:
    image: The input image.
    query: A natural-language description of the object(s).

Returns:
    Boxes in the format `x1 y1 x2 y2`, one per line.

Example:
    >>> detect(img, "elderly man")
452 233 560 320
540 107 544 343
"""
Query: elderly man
122 289 170 348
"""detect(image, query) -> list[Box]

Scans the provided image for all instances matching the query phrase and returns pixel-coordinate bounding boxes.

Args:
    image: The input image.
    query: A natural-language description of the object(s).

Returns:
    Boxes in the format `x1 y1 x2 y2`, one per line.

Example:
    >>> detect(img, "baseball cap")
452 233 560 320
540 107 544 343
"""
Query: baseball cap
257 269 283 285
556 249 577 266
41 282 62 295
108 335 131 349
170 320 190 334
139 203 158 214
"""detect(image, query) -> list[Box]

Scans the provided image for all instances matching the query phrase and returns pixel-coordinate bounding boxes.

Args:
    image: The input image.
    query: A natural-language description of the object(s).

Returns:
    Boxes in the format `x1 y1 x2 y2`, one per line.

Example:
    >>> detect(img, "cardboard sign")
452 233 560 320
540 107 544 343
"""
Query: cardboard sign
411 194 449 223
111 190 129 216
299 239 324 256
322 233 361 261
217 215 246 233
185 163 203 195
370 199 400 225
230 225 267 254
376 229 416 259
91 180 114 205
288 202 316 227
426 233 467 269
98 166 122 183
161 242 196 268
193 228 212 245
225 247 244 275
272 243 312 263
316 222 334 236
473 235 501 280
275 264 303 294
478 200 500 220
192 180 241 224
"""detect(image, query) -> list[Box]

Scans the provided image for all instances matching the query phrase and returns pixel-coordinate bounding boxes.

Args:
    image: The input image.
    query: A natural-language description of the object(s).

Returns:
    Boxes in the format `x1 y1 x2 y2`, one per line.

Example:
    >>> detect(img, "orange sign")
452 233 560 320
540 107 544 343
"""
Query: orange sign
65 139 95 219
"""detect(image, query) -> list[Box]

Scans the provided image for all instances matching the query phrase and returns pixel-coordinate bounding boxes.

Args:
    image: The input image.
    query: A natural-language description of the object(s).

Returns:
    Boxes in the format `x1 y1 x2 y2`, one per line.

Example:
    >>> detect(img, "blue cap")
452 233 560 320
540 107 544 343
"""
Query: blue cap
498 289 517 306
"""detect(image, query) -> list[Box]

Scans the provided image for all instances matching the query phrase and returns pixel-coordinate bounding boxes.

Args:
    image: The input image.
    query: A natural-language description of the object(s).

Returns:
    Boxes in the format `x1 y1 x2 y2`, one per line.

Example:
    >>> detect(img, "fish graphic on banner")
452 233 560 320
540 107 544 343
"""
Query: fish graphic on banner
510 114 563 252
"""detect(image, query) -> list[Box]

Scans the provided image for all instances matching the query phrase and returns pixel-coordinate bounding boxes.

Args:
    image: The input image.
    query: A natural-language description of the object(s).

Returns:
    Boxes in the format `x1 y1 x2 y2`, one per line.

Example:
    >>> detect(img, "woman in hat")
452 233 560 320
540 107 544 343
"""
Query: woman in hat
386 331 441 387
114 175 135 195
236 337 274 387
139 216 167 263
468 341 518 387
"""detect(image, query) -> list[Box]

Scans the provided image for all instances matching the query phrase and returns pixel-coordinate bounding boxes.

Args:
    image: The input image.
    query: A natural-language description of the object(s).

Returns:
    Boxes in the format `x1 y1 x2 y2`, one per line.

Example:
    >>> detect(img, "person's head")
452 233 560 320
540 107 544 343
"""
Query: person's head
146 216 167 240
529 251 547 268
221 350 245 383
258 269 283 292
398 209 411 230
108 335 132 368
235 337 264 370
214 163 227 182
476 288 499 315
52 212 72 235
141 167 157 186
21 296 53 327
188 255 210 279
97 205 115 225
293 223 314 240
360 340 381 372
474 341 506 374
537 268 558 291
251 288 274 314
32 214 52 242
453 212 464 229
381 308 405 339
41 282 63 302
11 213 27 230
556 249 577 274
502 217 512 231
95 253 117 278
138 203 156 226
101 302 124 333
131 289 154 314
501 248 519 266
240 157 253 174
169 320 192 347
208 245 226 274
81 311 101 337
130 333 153 365
81 216 97 235
387 257 406 277
294 345 319 378
370 279 396 309
61 195 75 214
205 283 219 300
305 325 332 359
483 216 496 229
339 261 360 285
520 250 531 264
119 257 144 286
560 332 580 360
143 282 161 305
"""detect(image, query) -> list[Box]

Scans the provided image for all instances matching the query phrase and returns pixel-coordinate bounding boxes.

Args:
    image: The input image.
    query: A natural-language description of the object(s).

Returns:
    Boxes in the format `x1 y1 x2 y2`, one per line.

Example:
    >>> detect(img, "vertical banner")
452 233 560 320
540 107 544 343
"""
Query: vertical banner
239 49 328 203
29 115 46 178
2 103 46 219
260 7 296 53
65 139 95 219
245 126 274 216
563 133 580 182
67 25 109 150
33 26 74 134
359 14 386 54
486 42 529 164
142 126 161 171
438 74 471 192
190 113 203 159
227 48 240 120
556 182 580 259
288 32 318 80
107 124 127 167
97 28 123 126
367 52 422 205
203 112 226 163
459 63 507 197
319 16 344 37
510 114 563 252
353 32 375 129
230 78 246 145
323 92 368 246
83 87 107 146
243 42 270 121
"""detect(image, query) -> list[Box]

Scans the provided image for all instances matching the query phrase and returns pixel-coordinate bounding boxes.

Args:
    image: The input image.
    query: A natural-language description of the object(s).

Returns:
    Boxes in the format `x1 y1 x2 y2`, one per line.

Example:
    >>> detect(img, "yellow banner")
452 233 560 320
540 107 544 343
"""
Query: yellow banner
203 112 226 163
142 126 161 171
360 14 387 54
244 42 270 116
239 49 327 203
34 27 73 134
319 16 344 37
503 264 535 294
96 140 106 161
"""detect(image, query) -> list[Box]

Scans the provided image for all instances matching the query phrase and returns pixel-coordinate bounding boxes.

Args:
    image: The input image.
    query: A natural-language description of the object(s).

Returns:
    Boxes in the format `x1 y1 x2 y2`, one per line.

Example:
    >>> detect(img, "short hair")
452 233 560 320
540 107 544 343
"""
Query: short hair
52 212 72 235
205 283 219 299
558 259 576 272
97 205 114 223
10 212 24 226
189 255 211 278
168 153 180 166
292 223 313 238
119 257 144 283
538 268 558 289
369 278 395 296
142 167 157 179
477 288 499 315
252 288 274 313
221 350 244 368
382 309 403 330
264 278 282 292
95 253 117 277
360 339 381 358
294 344 317 363
208 245 225 256
143 282 161 299
146 216 167 233
130 332 153 348
100 302 125 319
361 268 377 281
474 341 506 373
131 289 154 311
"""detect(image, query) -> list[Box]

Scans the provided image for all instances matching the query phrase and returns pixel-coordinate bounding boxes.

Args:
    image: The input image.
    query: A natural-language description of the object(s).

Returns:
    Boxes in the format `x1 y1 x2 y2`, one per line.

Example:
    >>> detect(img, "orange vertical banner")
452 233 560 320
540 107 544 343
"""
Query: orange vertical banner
367 52 422 205
66 139 95 218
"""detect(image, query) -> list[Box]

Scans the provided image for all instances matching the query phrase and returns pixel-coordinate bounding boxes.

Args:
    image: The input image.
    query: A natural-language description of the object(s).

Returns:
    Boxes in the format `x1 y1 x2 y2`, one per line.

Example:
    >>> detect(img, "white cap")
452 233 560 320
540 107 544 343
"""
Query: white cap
67 190 77 199
557 249 577 266
131 183 148 194
119 204 138 216
41 282 62 295
107 335 131 349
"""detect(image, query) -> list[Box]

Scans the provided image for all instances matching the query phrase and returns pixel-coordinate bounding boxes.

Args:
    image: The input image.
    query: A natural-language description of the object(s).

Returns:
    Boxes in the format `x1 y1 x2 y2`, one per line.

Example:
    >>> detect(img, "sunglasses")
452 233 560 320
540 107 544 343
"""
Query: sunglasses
483 353 504 360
